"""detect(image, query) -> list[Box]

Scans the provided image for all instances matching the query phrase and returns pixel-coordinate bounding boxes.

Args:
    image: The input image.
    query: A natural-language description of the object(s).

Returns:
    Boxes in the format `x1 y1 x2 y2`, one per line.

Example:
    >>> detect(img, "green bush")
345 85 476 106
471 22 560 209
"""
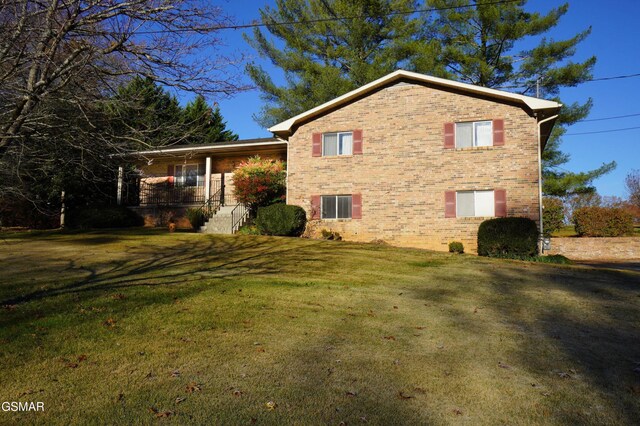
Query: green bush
542 197 565 236
255 204 307 236
477 217 538 257
493 253 572 264
573 206 634 237
237 224 260 235
70 206 143 229
320 229 342 241
448 241 464 254
186 208 205 230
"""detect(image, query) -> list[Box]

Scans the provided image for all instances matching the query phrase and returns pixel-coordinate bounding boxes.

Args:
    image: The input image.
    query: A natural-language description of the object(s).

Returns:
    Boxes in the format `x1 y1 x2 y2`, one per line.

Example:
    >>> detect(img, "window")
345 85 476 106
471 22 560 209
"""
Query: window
323 132 353 156
321 195 352 219
455 121 492 148
175 164 204 187
456 190 495 217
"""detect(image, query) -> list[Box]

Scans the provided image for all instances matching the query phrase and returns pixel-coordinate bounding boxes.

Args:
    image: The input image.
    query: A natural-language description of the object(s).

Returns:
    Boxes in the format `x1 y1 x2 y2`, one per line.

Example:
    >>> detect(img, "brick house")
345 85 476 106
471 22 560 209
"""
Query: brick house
270 70 561 251
120 70 560 252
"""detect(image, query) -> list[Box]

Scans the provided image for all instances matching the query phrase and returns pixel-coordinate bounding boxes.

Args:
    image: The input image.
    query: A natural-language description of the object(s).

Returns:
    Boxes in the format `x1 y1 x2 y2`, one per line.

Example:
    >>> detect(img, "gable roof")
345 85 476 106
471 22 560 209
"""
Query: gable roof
269 69 562 137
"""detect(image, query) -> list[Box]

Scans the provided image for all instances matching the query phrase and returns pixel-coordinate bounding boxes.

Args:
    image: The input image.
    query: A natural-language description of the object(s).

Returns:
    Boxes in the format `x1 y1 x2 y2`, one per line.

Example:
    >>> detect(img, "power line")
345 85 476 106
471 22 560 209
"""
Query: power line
125 0 522 34
496 72 640 89
565 126 640 136
578 112 640 122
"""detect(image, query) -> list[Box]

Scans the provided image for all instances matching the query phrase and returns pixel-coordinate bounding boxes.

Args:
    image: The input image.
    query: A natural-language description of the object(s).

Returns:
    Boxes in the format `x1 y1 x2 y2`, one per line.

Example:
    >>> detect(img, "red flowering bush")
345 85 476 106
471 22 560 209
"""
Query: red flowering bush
232 156 286 214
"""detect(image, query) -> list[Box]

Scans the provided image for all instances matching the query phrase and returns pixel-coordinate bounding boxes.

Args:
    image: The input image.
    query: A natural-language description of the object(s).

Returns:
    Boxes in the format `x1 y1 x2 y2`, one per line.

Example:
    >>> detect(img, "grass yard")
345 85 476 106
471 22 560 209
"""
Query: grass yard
1 229 639 425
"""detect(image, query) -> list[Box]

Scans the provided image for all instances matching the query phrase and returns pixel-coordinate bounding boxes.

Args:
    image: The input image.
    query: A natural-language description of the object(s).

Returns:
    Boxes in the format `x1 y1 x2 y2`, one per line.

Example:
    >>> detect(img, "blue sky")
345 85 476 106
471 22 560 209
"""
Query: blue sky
202 0 640 198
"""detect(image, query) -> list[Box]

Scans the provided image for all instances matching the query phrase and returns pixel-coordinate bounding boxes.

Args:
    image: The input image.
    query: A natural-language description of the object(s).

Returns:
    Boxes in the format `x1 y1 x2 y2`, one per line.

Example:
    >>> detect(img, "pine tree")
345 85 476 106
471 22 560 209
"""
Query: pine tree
426 0 615 196
245 0 445 126
182 96 239 144
107 76 185 148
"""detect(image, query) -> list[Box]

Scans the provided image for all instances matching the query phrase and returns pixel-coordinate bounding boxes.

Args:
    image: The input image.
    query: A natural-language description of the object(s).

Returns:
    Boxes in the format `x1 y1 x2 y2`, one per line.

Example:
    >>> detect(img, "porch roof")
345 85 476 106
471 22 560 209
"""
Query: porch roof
124 137 286 158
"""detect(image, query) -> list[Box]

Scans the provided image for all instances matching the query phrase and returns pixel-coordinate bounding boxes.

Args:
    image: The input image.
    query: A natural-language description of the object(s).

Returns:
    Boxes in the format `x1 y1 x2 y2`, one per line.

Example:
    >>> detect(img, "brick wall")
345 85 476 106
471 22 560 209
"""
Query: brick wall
548 237 640 261
287 81 541 252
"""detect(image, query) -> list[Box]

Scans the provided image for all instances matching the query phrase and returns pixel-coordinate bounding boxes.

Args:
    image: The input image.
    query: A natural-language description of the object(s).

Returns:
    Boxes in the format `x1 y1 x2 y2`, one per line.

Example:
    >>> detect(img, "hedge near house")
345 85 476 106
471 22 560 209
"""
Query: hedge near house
255 204 306 236
573 206 633 237
477 217 538 257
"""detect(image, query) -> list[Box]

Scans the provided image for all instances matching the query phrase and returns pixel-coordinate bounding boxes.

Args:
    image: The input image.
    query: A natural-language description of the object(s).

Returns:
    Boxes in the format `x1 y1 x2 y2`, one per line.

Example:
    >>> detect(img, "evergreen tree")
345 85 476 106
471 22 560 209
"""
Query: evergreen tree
107 76 185 148
245 0 445 126
182 96 239 144
426 0 615 196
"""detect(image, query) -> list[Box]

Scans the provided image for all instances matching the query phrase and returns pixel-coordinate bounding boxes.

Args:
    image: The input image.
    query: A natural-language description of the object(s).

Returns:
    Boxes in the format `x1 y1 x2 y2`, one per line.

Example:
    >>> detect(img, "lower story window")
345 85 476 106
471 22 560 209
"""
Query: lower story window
457 190 495 217
322 195 352 219
175 164 204 187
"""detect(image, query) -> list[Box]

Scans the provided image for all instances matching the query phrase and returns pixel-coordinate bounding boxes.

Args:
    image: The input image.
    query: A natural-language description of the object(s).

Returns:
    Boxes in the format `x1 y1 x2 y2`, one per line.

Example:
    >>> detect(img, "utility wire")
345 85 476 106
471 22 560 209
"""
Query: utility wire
126 0 522 34
496 72 640 89
578 112 640 122
565 126 640 136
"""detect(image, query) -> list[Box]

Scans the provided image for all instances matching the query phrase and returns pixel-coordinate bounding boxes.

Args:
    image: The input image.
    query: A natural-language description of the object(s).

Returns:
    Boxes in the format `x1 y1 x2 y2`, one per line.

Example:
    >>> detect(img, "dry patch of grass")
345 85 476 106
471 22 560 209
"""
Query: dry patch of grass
0 229 639 424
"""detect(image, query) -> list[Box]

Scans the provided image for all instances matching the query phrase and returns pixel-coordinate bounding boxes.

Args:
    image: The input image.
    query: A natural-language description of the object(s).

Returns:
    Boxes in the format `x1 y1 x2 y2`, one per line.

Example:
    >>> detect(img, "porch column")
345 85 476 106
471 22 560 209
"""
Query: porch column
205 156 212 200
117 166 123 205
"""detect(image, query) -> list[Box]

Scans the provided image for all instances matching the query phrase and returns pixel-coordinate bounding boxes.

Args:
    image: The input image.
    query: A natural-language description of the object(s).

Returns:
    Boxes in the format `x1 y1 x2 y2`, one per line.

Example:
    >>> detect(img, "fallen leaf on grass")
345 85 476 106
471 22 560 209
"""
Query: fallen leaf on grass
175 397 186 404
256 347 266 353
557 371 572 379
415 326 426 330
186 382 201 393
345 390 358 397
498 361 511 369
18 389 44 397
112 293 126 300
2 304 18 311
66 362 79 369
398 391 414 400
232 389 243 397
149 407 172 418
103 317 117 328
383 336 396 341
452 408 463 416
170 370 180 377
78 354 87 362
265 401 277 410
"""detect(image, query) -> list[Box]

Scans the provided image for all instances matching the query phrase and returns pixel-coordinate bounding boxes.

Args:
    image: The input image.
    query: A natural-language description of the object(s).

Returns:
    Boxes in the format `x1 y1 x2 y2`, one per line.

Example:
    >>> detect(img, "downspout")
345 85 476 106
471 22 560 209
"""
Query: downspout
537 114 559 253
274 135 290 204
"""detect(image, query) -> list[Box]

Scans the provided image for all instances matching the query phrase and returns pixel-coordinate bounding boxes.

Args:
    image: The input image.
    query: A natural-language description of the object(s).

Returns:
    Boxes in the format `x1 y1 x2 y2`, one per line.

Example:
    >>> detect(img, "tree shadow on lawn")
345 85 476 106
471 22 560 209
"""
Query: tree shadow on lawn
412 261 640 424
0 235 343 336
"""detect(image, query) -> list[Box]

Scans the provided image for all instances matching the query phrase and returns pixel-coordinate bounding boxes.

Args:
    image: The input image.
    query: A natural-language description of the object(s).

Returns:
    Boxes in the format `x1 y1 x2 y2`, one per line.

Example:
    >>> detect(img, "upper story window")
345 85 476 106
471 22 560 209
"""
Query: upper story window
444 119 503 149
455 121 492 148
323 132 353 156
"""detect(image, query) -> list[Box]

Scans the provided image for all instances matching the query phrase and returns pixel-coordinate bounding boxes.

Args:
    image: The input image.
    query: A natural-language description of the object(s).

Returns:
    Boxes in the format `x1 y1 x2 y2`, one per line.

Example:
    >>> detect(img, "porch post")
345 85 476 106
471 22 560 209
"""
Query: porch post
117 166 123 206
205 156 212 200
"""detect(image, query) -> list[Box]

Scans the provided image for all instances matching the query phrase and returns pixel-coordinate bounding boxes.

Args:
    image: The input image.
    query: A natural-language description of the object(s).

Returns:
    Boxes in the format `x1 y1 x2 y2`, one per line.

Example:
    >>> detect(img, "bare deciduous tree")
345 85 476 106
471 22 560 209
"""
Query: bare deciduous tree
626 170 640 208
0 0 245 155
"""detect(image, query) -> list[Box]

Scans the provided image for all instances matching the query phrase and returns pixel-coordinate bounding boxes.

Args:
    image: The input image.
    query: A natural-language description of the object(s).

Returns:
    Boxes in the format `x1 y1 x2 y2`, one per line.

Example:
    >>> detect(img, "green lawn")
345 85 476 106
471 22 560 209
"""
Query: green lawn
1 229 639 425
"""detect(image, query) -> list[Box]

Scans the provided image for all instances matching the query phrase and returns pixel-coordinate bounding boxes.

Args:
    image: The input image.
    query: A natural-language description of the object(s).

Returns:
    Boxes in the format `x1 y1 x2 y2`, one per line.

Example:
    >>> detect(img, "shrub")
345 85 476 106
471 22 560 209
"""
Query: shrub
320 229 342 241
477 217 538 257
232 156 286 214
573 206 634 237
186 208 205 230
255 204 307 236
236 224 260 235
70 206 143 229
542 197 564 236
448 241 464 254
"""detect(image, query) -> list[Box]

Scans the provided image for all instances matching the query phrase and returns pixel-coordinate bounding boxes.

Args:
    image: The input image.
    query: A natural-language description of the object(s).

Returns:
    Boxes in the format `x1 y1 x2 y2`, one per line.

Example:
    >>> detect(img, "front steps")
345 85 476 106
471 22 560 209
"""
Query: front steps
200 205 236 234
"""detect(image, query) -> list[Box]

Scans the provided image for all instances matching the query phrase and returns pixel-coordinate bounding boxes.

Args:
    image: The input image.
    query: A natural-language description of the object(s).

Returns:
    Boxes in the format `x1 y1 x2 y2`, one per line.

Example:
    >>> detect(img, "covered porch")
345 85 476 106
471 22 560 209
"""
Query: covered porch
116 138 287 228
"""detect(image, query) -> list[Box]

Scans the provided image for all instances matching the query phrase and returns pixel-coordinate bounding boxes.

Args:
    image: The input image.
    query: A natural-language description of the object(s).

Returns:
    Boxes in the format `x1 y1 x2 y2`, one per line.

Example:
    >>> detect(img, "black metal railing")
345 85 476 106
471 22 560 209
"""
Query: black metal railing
202 188 223 218
136 182 205 206
230 203 249 234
